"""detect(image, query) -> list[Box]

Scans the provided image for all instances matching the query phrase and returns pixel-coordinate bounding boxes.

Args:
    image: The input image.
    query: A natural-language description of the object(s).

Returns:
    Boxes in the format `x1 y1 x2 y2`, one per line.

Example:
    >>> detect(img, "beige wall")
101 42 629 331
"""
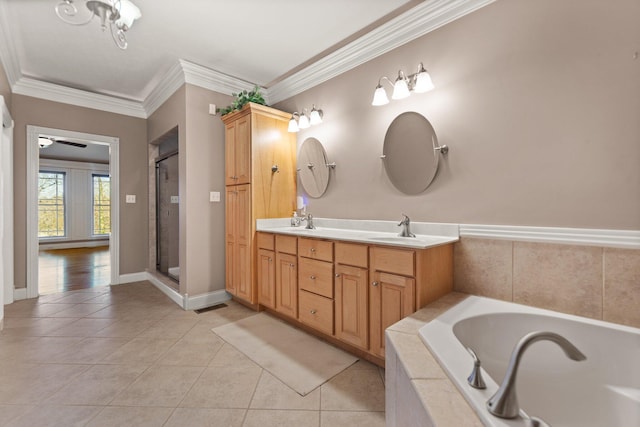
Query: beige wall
0 60 10 108
275 0 640 230
12 94 148 288
147 84 230 296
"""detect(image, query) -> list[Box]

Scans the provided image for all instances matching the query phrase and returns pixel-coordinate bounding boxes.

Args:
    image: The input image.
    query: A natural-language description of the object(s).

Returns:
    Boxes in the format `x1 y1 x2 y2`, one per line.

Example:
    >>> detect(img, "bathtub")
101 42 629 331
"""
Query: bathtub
419 296 640 427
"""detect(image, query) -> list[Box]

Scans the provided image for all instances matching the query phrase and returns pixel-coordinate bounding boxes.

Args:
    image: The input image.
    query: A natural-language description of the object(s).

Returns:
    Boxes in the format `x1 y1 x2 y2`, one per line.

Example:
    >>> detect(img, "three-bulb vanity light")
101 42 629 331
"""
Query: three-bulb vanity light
372 62 434 106
288 105 323 133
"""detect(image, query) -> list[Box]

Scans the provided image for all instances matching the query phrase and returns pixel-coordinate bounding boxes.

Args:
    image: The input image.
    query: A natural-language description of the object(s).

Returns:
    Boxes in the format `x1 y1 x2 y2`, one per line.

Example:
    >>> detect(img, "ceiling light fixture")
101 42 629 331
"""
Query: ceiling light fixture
55 0 142 50
38 137 54 149
372 62 434 106
288 105 323 133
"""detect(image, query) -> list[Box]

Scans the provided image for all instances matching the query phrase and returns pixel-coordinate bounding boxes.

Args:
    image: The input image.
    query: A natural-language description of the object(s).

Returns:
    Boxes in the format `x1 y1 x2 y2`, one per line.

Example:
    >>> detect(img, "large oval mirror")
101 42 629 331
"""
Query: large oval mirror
383 112 439 195
298 137 330 198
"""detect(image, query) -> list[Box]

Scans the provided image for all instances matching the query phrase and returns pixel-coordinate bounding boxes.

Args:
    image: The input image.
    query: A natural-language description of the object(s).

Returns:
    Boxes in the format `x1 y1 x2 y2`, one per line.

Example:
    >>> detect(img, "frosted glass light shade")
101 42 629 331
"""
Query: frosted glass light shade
414 70 434 93
288 117 299 133
309 107 323 125
298 113 310 129
372 85 389 106
392 78 410 100
38 137 53 148
115 0 141 29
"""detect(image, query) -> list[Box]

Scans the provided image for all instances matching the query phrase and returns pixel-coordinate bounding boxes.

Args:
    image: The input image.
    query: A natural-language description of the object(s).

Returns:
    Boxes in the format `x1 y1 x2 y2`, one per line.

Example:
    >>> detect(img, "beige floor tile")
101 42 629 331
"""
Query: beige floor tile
181 322 227 343
243 409 319 427
47 364 148 405
137 318 199 338
0 317 78 337
250 371 320 410
320 410 386 427
320 365 385 411
156 337 224 366
46 318 115 337
99 336 178 364
19 337 86 363
92 318 160 337
164 408 246 427
0 405 33 425
48 303 111 318
50 292 108 304
46 337 131 364
207 342 255 367
5 404 101 427
5 303 77 318
86 406 173 427
0 363 90 404
111 365 204 407
180 361 262 408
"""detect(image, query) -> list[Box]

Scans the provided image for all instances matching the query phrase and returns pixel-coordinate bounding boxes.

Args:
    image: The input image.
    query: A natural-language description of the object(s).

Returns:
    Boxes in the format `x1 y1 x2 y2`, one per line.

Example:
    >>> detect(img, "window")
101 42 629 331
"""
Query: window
93 174 111 235
38 171 66 237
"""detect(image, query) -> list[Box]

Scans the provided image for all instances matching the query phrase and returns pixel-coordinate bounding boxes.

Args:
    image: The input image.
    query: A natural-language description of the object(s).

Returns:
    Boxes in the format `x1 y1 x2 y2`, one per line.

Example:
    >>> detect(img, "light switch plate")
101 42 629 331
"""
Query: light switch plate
210 191 220 202
125 194 136 203
171 196 179 204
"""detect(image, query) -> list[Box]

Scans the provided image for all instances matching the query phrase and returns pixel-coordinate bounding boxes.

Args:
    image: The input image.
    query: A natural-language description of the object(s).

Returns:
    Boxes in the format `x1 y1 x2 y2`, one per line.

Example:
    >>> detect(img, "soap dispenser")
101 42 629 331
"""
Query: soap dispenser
291 211 299 227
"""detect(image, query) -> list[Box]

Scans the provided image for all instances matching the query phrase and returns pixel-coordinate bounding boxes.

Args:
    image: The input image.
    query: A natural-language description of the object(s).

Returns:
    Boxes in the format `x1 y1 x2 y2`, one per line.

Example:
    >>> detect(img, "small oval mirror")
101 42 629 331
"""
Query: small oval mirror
383 112 439 195
298 137 330 198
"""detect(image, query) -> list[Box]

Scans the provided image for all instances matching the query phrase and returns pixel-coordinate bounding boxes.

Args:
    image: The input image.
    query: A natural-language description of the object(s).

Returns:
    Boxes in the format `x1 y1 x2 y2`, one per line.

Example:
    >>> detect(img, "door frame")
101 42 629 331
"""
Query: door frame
26 125 120 298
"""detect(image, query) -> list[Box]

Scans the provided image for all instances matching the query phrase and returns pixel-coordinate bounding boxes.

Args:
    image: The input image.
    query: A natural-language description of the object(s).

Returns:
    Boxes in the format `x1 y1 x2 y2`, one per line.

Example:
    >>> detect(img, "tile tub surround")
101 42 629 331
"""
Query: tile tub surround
453 238 640 328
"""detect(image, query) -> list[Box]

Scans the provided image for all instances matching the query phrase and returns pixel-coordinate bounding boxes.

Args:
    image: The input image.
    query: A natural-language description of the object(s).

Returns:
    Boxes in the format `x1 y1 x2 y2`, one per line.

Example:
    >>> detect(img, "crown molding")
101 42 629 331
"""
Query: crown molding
12 77 147 118
267 0 496 104
459 224 640 249
0 0 21 86
142 61 185 117
180 60 256 97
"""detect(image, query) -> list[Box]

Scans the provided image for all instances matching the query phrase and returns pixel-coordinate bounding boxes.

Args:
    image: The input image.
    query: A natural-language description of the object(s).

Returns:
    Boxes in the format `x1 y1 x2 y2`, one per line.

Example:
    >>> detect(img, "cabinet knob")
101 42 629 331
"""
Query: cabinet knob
335 273 340 278
289 263 295 268
310 309 317 314
268 258 272 262
310 275 316 280
372 281 379 287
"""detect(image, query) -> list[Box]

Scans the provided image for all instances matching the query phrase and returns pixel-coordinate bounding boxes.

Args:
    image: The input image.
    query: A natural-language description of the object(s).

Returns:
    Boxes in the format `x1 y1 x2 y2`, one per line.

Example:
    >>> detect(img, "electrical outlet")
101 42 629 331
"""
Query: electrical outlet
210 191 220 202
171 196 179 204
125 194 136 203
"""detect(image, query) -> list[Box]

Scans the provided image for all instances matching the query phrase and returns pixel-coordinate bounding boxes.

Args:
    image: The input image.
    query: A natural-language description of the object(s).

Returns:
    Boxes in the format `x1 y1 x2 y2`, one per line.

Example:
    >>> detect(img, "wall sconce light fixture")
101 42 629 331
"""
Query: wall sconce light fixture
372 62 434 106
288 105 323 133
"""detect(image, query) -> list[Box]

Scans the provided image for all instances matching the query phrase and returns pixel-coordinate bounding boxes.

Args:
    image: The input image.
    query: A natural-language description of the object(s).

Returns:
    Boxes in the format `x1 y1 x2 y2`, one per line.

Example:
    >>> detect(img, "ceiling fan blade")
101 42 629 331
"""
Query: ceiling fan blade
55 140 88 148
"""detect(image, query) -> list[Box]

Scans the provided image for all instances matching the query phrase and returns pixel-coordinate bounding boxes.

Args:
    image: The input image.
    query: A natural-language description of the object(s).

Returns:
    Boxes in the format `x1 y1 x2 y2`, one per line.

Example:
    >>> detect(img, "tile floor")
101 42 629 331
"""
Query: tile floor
0 281 386 426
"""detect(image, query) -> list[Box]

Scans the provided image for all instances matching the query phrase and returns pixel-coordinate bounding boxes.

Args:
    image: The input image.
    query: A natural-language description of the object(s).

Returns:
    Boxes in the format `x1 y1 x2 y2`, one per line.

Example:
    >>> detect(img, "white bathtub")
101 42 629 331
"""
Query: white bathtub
419 296 640 427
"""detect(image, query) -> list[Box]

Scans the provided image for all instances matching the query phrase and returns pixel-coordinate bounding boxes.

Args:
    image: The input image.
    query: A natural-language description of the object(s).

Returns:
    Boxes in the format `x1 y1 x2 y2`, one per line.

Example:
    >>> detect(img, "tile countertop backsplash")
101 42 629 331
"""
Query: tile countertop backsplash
256 218 460 249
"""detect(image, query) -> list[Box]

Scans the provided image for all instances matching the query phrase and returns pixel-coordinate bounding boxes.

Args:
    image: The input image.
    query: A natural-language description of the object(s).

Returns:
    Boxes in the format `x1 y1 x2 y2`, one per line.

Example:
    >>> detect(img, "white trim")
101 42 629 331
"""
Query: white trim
0 0 20 86
13 77 147 118
39 240 109 250
142 61 185 118
459 224 640 249
267 0 496 103
13 287 27 301
117 271 148 285
145 273 185 308
27 126 120 298
184 290 232 311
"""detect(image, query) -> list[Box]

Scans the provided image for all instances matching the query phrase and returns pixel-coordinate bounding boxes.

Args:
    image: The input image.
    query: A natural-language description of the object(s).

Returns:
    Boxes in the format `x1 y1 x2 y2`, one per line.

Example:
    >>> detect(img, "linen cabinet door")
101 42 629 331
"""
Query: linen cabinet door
225 187 237 295
257 249 275 309
275 253 297 319
335 264 369 350
234 184 253 303
369 271 415 358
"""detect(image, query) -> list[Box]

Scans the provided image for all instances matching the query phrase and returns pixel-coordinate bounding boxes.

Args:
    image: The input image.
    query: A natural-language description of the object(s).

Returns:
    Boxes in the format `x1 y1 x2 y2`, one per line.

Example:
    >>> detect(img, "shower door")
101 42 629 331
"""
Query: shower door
156 152 179 281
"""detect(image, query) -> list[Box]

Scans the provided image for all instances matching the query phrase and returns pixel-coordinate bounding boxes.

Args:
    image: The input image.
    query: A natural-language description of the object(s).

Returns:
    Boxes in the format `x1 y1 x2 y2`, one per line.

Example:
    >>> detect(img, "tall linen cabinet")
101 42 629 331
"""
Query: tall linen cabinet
222 103 296 305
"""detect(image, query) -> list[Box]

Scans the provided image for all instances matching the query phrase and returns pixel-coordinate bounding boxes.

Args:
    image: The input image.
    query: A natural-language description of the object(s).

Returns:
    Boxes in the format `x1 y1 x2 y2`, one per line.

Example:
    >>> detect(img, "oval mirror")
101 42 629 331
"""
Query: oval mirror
298 137 330 198
383 112 439 195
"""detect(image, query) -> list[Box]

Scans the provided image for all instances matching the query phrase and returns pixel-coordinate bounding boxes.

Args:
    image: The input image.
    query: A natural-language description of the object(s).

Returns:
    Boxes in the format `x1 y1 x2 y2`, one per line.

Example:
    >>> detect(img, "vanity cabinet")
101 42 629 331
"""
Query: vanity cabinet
257 233 276 309
255 232 454 365
222 103 296 305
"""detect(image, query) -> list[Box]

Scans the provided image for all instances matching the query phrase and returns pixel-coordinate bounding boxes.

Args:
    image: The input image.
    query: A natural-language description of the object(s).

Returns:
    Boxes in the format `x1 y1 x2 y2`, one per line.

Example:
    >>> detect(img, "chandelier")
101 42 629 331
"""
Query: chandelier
55 0 142 50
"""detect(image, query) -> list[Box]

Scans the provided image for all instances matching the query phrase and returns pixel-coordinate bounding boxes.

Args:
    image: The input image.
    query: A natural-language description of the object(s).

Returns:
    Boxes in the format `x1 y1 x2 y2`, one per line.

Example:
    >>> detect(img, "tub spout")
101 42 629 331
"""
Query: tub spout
487 331 586 419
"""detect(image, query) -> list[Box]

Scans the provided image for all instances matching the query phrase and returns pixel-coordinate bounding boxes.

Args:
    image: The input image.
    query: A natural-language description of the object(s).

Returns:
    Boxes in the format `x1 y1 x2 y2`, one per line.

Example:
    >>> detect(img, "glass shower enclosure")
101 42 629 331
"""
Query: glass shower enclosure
156 152 179 281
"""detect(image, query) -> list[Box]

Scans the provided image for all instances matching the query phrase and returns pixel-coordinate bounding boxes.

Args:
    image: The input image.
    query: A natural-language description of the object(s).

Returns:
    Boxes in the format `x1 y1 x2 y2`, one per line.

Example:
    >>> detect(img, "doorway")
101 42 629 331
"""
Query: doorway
26 126 120 298
155 152 179 282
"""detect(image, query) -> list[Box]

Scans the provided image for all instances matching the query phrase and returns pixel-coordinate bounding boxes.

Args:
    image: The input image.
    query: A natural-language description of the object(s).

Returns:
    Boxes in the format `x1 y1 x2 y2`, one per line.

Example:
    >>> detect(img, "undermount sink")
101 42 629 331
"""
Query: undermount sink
369 236 420 243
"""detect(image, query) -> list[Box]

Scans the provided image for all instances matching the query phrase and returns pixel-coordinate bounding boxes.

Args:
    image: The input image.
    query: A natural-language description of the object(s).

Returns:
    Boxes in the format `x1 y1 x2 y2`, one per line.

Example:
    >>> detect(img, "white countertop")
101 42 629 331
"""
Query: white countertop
256 218 459 249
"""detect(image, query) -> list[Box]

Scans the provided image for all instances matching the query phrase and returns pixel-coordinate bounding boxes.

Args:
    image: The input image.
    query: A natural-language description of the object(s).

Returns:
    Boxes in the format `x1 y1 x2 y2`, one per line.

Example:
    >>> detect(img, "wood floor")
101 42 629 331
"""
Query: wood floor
39 246 110 294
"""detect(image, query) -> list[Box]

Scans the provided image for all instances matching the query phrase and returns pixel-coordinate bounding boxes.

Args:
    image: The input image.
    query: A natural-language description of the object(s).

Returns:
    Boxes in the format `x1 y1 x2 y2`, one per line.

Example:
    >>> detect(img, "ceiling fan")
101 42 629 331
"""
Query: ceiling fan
38 136 88 149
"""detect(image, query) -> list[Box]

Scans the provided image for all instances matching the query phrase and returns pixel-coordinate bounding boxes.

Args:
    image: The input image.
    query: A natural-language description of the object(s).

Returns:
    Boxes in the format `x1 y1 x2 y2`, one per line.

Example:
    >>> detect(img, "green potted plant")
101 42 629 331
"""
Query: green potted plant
219 85 267 116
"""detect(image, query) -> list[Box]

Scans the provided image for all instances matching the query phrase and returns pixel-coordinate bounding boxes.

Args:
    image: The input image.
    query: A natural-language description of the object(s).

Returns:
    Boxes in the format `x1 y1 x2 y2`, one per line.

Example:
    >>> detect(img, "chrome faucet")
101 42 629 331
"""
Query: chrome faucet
397 213 416 237
301 213 315 230
487 331 587 419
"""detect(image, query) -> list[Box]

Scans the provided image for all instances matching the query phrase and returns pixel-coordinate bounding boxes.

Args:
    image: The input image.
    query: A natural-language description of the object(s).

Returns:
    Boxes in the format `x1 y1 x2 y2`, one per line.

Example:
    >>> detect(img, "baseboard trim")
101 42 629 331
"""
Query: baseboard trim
459 224 640 249
184 290 231 311
13 287 27 301
117 272 148 285
145 273 185 308
40 240 109 250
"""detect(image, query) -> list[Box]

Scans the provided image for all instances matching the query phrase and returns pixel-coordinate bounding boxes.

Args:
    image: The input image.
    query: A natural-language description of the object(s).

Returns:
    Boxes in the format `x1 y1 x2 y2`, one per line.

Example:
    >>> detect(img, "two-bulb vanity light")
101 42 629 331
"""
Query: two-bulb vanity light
372 62 434 106
288 105 323 133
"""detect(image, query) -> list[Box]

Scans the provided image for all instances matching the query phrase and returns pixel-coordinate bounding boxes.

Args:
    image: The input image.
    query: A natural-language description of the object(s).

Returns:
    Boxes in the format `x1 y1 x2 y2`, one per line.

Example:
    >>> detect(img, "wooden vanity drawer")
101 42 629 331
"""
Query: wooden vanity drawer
298 238 333 262
275 234 297 255
370 246 415 277
335 242 368 268
299 290 334 335
257 232 274 250
298 257 334 298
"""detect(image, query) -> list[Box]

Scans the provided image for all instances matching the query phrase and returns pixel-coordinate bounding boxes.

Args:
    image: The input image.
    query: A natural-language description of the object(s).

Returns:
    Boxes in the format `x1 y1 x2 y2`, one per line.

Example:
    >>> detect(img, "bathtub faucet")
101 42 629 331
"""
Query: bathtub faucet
486 331 586 419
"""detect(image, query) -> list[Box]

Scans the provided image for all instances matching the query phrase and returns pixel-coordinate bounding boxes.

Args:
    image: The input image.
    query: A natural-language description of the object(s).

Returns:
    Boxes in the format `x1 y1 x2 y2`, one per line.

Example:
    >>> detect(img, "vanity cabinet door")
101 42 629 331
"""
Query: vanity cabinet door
257 249 275 309
335 264 369 350
225 184 251 299
369 271 415 358
276 252 298 318
225 115 251 185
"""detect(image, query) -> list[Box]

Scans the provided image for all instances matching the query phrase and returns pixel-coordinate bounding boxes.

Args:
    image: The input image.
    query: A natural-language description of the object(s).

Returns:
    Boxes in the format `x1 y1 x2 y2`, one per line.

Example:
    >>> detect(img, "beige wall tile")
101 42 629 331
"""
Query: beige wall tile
453 238 513 301
604 248 640 328
513 243 603 318
413 379 483 427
